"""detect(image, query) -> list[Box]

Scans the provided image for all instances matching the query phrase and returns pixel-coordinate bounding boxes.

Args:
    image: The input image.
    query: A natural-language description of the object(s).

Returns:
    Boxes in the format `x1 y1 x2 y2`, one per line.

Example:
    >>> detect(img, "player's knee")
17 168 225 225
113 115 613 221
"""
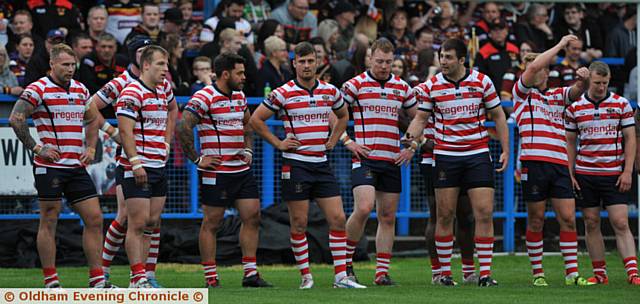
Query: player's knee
202 216 222 232
327 213 346 229
241 210 261 228
84 213 103 230
290 216 308 234
557 215 576 231
583 215 600 231
355 203 374 217
610 217 630 233
527 217 545 232
378 211 396 227
437 208 455 224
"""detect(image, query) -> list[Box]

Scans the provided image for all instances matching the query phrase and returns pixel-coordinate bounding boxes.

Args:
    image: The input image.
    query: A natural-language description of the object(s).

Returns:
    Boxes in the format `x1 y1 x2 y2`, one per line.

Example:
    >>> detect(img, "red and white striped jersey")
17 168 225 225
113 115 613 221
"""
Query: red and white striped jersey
95 69 175 107
415 70 501 156
513 78 571 165
420 116 435 165
565 93 635 176
342 71 416 165
184 84 250 174
115 79 171 171
20 76 90 168
263 79 344 163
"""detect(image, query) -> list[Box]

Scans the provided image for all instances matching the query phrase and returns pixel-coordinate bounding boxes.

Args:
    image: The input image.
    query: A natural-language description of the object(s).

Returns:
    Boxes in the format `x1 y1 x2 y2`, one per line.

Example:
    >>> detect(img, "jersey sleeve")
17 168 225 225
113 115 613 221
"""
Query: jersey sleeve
163 80 176 104
331 86 345 110
414 82 433 112
96 78 123 106
184 91 209 120
564 105 577 132
501 72 516 99
512 78 532 106
621 100 635 128
482 75 501 110
116 89 141 120
19 83 43 108
262 88 284 112
402 84 417 109
341 78 358 105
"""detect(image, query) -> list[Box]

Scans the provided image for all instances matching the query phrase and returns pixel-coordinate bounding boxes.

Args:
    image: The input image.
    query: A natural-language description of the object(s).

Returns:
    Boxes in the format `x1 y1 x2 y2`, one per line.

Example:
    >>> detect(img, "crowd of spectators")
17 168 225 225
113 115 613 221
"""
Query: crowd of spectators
0 0 637 105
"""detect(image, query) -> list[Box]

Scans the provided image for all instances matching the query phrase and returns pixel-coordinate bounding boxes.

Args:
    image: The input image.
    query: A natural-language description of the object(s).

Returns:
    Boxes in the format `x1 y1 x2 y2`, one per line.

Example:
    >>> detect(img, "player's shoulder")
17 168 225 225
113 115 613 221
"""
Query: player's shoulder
318 79 339 91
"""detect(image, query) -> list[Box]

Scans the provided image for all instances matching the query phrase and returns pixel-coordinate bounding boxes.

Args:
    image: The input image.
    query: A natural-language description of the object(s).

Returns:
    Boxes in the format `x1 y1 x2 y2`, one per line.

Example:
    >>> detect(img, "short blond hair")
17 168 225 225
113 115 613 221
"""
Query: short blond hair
219 28 240 44
49 43 76 61
589 61 610 76
264 35 286 57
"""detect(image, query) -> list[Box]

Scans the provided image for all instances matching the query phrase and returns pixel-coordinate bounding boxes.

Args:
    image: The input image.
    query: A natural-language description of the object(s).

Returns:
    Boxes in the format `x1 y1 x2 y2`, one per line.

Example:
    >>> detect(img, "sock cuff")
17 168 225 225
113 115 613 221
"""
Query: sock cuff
474 236 494 244
525 230 543 241
435 234 454 243
152 228 161 235
592 260 607 268
90 268 104 277
202 261 217 267
111 220 125 232
559 231 577 241
143 229 154 237
242 256 257 263
346 239 358 246
461 258 474 265
42 267 57 276
377 252 392 259
131 263 145 272
290 232 306 240
329 230 346 238
623 256 638 264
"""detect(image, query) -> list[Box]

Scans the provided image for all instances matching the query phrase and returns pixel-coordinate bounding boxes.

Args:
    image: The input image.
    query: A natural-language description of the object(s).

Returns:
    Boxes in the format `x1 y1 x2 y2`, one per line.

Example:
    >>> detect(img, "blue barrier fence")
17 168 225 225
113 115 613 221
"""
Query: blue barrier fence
1 89 638 252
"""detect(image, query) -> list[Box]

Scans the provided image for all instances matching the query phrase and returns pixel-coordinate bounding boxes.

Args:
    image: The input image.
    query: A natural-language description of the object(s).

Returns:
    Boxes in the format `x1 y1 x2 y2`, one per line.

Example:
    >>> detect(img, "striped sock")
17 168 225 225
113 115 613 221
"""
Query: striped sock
435 235 454 277
592 260 607 280
623 256 638 278
43 267 60 288
145 228 160 279
290 232 310 276
526 230 545 277
202 261 217 282
242 256 258 278
130 263 146 284
475 236 494 278
430 257 441 279
559 231 579 278
329 230 347 282
89 268 105 287
101 220 126 274
461 258 475 279
375 252 392 278
346 239 357 267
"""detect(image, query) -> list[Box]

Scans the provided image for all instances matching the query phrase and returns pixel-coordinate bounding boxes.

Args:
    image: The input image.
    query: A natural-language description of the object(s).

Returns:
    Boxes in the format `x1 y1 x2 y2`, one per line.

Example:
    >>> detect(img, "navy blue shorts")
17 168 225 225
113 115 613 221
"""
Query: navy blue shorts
200 169 259 207
281 159 341 201
420 163 435 197
575 174 631 208
115 165 124 186
33 166 98 204
120 167 167 199
433 153 494 189
351 160 402 193
521 161 573 202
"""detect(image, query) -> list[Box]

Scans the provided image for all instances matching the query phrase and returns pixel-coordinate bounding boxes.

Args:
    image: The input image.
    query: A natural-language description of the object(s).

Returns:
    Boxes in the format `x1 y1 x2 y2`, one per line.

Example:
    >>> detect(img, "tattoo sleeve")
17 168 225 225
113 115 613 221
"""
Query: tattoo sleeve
176 110 201 162
243 109 254 150
9 99 37 150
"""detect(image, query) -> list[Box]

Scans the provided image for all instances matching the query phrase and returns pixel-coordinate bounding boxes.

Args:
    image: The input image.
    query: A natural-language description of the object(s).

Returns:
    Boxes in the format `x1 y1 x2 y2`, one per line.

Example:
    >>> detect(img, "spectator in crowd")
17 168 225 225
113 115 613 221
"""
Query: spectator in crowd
332 1 357 57
354 16 378 46
391 57 409 82
162 7 183 36
201 0 254 48
500 40 535 100
426 1 466 50
9 34 34 87
218 28 244 56
106 0 142 45
255 19 284 68
255 35 291 96
514 4 555 52
124 3 165 47
0 45 21 96
26 0 82 39
7 10 44 55
554 3 603 62
605 7 637 58
161 34 191 96
272 0 318 45
71 33 94 62
383 9 414 56
407 26 435 76
78 33 128 94
318 19 340 63
179 0 203 51
475 19 519 95
86 6 109 48
310 36 338 85
473 2 501 46
408 46 438 86
244 0 272 29
190 56 214 94
24 29 65 84
549 38 585 88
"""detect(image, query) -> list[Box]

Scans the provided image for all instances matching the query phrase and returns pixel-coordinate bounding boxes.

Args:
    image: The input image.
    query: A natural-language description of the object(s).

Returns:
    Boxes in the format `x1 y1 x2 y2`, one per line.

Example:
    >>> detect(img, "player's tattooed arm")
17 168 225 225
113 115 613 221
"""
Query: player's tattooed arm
165 99 179 146
242 109 254 151
9 99 37 150
176 110 201 163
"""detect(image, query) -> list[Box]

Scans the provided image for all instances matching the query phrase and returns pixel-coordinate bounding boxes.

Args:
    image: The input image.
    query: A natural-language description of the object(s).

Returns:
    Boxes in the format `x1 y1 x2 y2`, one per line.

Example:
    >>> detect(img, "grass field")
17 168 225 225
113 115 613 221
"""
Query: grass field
1 255 639 303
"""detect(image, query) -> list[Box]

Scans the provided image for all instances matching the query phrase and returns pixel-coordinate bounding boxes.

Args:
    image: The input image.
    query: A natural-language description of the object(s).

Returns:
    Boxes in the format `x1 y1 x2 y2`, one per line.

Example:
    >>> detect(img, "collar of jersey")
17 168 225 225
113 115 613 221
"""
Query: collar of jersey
212 83 233 99
442 69 470 88
136 78 158 94
294 79 319 94
366 70 392 88
584 91 610 106
46 75 70 92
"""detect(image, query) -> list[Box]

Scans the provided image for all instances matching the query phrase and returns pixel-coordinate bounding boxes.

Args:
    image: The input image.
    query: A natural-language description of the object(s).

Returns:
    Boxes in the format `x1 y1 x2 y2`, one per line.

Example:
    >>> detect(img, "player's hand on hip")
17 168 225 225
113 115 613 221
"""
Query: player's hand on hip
198 155 221 170
39 144 61 162
395 148 415 166
345 141 371 160
237 149 253 165
133 166 147 186
616 171 632 192
80 147 96 165
278 136 301 151
495 151 508 172
400 133 414 147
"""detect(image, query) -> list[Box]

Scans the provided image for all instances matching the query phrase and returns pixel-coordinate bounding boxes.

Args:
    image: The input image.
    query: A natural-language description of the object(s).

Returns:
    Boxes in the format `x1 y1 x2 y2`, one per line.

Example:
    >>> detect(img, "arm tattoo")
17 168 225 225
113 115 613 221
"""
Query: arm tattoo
177 110 201 162
243 109 253 150
9 100 37 150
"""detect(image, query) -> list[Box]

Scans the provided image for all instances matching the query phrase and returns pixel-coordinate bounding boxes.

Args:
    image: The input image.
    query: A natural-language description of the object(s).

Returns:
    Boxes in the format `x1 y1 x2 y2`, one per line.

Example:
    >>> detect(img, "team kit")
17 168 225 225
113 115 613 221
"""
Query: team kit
7 34 639 289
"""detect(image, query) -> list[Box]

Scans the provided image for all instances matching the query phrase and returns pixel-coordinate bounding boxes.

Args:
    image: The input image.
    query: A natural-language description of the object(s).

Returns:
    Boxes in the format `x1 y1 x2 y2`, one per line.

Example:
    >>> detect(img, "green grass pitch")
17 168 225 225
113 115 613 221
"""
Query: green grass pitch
0 255 638 303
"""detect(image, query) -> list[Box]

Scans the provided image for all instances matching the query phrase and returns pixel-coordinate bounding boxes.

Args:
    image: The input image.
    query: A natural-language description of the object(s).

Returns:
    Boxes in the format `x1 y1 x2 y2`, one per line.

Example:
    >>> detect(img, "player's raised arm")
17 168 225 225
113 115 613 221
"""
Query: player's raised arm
522 35 579 87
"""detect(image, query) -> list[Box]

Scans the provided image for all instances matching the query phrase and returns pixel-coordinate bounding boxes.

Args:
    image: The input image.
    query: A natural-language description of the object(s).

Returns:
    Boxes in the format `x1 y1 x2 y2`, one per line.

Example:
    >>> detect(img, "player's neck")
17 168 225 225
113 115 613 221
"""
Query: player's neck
140 73 159 89
296 77 317 91
445 67 466 82
214 80 232 95
48 74 70 90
